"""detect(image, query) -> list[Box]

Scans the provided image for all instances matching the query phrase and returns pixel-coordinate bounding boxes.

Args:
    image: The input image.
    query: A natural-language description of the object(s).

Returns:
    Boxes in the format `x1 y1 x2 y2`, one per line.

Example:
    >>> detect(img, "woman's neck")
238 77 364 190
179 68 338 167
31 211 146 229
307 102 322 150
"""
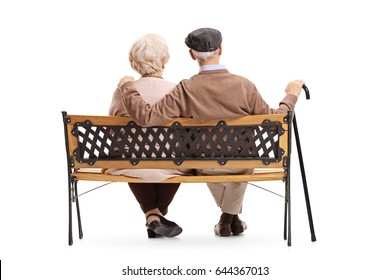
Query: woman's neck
142 71 163 78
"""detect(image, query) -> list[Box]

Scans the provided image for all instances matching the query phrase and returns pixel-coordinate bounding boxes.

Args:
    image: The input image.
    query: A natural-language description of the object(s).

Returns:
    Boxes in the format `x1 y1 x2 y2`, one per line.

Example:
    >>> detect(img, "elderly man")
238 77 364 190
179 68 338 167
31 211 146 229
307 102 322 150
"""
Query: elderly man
118 27 304 237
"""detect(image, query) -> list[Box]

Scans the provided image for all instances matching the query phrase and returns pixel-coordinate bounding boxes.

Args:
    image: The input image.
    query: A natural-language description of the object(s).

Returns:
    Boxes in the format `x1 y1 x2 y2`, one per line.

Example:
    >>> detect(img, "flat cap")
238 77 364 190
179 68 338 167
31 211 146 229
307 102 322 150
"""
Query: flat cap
185 27 222 52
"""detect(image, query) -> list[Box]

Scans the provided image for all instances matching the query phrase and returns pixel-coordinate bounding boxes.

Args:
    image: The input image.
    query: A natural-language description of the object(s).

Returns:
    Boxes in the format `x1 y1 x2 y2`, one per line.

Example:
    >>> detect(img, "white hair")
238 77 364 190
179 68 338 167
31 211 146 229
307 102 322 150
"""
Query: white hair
191 49 219 62
128 34 170 76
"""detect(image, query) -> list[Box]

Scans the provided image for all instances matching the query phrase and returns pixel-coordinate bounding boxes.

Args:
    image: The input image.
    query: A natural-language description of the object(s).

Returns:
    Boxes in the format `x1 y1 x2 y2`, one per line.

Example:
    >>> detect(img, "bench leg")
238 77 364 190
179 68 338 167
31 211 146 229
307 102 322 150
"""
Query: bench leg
74 181 84 240
284 179 292 246
68 177 73 246
283 198 288 240
283 188 287 241
68 178 83 245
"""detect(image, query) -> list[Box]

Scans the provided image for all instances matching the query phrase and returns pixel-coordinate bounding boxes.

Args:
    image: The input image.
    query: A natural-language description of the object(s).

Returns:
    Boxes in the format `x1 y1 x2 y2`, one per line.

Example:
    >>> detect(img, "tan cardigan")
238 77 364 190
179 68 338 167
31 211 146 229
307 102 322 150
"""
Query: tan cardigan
109 77 177 117
106 77 193 182
120 69 297 126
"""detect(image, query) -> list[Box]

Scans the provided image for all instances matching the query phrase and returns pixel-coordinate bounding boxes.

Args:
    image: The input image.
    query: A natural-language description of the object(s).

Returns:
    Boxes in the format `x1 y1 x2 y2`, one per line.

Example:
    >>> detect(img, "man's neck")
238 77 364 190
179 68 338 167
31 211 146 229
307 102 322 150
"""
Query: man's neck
198 56 220 67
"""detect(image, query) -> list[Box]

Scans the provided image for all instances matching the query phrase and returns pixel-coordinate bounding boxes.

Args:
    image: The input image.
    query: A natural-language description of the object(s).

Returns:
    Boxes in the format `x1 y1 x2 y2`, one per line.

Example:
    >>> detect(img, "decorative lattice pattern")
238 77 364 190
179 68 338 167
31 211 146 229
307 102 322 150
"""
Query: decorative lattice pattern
71 119 285 165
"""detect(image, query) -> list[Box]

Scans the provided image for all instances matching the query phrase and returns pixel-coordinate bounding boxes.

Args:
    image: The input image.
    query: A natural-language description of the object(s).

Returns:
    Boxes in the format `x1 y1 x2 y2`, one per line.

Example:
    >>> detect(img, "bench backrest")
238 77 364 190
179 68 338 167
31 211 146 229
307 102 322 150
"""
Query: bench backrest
62 112 292 170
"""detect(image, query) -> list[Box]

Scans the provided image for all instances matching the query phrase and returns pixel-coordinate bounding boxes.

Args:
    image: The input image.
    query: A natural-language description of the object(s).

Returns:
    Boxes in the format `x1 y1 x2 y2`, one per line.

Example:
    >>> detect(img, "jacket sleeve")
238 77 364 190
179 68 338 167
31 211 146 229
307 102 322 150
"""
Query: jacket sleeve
120 81 186 126
108 88 130 117
250 85 297 115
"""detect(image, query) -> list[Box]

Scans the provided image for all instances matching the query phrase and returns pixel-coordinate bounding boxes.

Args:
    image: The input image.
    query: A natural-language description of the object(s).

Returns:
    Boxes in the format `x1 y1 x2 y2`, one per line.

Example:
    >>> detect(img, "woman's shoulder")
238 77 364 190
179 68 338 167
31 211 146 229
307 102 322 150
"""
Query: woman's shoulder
134 77 177 103
136 77 176 88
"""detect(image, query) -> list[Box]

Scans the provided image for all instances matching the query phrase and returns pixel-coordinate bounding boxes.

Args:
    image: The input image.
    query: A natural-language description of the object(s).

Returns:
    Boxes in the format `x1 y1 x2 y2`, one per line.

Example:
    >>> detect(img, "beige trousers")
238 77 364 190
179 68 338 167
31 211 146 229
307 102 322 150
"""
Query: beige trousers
196 168 254 214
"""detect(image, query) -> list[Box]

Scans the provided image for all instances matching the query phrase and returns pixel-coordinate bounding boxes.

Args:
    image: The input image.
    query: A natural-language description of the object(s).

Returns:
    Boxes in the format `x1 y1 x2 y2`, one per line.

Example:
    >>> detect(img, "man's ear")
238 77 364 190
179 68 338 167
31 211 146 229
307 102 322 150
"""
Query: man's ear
218 45 222 56
189 49 197 60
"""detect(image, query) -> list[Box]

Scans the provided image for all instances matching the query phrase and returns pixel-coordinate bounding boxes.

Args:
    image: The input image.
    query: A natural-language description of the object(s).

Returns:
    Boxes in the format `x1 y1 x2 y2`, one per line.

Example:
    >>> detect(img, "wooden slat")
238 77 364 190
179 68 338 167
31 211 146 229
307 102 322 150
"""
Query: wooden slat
280 122 289 161
66 123 78 157
72 170 286 183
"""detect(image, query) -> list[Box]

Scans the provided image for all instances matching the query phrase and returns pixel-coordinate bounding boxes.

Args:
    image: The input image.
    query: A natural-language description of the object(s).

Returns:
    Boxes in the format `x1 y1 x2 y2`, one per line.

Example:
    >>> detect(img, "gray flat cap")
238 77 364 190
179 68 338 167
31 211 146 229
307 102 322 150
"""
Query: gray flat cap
185 27 222 52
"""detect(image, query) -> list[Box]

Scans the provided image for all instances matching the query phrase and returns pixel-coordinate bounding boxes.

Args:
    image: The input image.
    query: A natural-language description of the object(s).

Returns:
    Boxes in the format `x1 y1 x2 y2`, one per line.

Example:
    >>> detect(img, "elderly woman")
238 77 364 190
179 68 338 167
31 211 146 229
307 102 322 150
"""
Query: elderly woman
106 34 192 238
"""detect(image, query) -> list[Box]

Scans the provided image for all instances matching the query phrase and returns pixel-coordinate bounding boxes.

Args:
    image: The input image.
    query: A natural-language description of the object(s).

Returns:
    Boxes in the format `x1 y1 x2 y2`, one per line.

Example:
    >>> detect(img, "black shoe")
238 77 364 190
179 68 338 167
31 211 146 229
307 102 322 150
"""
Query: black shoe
214 222 232 237
214 212 234 237
231 215 247 235
146 214 183 238
147 228 162 238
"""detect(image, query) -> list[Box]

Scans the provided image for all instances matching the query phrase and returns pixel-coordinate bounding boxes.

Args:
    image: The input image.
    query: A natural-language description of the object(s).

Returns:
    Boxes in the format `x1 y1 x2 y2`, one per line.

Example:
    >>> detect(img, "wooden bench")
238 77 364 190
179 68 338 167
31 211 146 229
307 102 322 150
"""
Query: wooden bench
62 111 316 246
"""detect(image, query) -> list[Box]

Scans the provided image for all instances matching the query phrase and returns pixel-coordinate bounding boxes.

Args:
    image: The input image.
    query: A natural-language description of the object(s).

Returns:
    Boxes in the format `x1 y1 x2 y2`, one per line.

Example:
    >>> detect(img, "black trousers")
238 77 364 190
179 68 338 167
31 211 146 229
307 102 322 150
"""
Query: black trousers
128 183 180 216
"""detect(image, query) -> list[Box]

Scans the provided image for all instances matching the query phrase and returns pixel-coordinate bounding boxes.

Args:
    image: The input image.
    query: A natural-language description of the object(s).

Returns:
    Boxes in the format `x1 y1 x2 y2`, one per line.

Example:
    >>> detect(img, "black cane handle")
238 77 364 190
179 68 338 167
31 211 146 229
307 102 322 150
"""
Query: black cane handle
302 84 310 100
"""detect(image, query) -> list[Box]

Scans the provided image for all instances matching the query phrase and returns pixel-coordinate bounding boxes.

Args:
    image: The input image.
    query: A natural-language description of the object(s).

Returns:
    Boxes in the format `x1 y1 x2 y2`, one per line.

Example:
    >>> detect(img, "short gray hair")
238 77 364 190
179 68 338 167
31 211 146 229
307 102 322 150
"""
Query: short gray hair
128 34 170 76
191 49 219 62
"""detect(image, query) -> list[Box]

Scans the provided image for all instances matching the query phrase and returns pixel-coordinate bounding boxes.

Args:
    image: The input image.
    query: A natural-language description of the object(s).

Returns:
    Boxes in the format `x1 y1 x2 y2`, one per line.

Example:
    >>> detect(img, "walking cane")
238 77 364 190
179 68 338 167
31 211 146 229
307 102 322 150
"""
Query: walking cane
293 84 317 242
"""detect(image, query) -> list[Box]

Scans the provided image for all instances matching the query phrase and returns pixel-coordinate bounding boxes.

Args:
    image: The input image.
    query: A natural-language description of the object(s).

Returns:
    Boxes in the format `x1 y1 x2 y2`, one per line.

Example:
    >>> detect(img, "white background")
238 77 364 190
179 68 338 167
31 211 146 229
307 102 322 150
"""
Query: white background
1 0 389 279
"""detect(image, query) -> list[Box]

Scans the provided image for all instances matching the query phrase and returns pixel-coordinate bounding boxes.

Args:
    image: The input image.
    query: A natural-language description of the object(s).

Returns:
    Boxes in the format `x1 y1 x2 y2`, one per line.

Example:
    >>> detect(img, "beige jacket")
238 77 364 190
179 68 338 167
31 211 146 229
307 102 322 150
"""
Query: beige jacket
120 69 297 126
